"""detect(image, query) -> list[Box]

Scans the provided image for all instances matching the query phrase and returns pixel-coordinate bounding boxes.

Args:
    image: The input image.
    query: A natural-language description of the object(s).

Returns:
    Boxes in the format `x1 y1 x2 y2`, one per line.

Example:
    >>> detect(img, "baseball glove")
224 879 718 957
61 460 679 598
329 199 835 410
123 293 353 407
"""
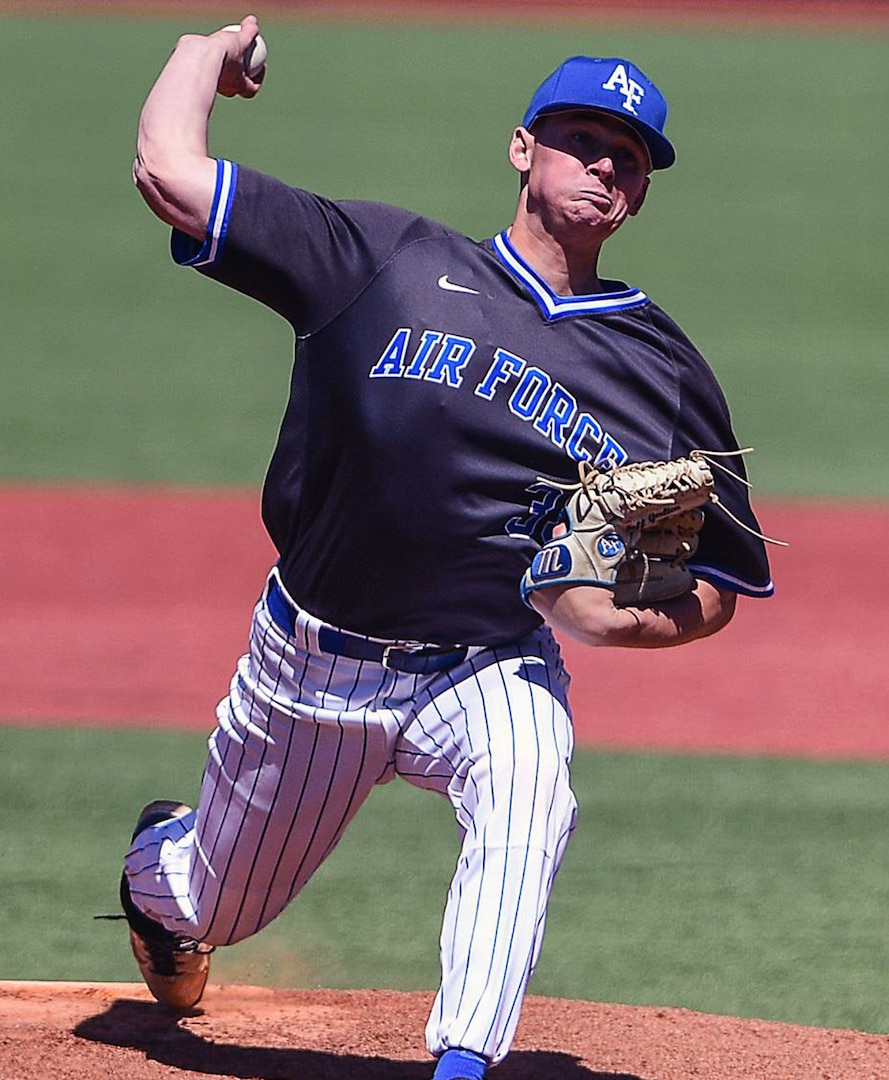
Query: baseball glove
611 506 705 606
520 454 716 608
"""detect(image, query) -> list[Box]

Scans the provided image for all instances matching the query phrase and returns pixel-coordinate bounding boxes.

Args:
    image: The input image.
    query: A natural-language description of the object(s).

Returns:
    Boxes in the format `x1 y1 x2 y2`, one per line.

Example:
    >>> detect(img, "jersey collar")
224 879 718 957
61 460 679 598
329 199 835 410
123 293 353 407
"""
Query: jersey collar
491 231 648 321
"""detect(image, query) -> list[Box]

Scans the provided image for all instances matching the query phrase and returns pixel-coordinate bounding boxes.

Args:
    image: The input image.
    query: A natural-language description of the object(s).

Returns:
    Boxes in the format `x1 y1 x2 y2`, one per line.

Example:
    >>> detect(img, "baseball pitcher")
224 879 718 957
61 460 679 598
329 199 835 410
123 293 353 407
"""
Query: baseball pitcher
118 20 774 1080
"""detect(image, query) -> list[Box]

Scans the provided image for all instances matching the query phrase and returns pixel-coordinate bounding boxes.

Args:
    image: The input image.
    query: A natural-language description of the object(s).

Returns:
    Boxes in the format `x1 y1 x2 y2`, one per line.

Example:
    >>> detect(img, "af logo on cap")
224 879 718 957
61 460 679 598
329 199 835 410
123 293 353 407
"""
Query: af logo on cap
601 63 645 116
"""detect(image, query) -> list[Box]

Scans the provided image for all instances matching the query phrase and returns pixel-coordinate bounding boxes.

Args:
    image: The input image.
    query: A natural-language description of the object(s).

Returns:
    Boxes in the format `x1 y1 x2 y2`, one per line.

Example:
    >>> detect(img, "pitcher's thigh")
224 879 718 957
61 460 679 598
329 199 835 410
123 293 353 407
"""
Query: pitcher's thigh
401 643 576 845
466 653 575 849
192 684 392 944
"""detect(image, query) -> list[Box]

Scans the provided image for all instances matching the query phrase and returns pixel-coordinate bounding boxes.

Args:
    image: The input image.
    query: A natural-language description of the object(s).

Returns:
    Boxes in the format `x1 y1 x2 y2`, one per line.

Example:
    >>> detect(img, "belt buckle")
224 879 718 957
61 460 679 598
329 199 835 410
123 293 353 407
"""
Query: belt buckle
381 642 426 670
382 642 468 674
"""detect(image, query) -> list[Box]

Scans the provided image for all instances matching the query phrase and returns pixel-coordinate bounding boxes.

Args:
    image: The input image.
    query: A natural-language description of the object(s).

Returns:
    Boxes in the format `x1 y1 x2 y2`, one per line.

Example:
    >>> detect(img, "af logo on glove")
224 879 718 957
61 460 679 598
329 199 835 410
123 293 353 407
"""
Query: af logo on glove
596 532 626 560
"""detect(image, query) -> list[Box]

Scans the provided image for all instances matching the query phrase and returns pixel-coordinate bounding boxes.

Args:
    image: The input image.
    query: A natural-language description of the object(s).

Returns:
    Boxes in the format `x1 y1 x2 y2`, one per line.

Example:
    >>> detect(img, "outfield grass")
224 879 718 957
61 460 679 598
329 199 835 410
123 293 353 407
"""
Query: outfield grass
2 15 887 495
3 725 889 1034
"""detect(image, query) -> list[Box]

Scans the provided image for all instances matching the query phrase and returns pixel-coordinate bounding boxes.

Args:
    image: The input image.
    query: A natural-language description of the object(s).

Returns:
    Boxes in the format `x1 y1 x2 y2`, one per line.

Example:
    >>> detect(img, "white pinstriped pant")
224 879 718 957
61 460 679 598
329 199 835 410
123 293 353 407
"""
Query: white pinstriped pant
125 571 578 1064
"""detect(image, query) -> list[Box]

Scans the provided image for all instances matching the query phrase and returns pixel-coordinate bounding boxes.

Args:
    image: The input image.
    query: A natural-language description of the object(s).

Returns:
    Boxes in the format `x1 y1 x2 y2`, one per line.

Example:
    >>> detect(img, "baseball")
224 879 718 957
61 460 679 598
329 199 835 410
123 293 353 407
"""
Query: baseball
222 25 268 79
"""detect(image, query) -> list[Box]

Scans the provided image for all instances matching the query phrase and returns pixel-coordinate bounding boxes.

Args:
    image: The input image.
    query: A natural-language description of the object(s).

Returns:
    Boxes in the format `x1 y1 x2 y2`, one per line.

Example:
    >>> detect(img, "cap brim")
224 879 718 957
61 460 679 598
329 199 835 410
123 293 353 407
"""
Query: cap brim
527 103 675 170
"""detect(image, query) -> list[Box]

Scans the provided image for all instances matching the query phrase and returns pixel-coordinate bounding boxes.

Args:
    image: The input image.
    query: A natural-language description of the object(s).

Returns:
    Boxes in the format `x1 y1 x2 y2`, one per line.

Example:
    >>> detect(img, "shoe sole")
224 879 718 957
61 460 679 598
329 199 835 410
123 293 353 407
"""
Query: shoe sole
128 928 214 1010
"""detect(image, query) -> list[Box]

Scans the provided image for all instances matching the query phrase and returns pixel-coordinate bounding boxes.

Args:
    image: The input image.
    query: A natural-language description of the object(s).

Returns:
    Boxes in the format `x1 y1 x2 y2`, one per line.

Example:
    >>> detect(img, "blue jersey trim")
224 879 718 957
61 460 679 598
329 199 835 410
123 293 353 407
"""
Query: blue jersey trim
491 231 648 321
689 562 775 598
171 159 238 268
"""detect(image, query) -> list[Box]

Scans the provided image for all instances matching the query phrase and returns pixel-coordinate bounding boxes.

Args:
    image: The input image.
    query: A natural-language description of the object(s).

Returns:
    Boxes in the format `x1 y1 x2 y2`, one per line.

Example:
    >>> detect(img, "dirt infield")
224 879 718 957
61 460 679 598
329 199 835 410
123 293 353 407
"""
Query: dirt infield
4 981 889 1080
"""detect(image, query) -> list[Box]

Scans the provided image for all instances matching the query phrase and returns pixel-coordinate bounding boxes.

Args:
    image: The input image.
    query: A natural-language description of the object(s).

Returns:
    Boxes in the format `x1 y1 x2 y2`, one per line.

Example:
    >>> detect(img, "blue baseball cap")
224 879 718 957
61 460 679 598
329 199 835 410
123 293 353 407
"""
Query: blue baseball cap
522 56 676 170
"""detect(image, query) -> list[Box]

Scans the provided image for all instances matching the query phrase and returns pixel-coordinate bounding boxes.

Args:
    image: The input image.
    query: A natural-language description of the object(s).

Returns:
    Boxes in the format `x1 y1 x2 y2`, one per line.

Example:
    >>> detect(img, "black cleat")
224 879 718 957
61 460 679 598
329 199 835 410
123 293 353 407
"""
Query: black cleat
120 800 214 1009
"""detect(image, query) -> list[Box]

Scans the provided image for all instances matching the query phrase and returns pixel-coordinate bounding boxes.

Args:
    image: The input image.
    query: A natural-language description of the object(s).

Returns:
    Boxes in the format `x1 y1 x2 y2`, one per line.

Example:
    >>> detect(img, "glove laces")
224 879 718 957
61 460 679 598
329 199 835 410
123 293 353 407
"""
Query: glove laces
546 448 788 547
689 449 788 546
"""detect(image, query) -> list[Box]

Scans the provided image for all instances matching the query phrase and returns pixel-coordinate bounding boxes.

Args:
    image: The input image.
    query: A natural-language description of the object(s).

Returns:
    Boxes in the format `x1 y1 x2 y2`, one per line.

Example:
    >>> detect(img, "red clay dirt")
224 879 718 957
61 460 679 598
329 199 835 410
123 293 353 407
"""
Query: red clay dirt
2 485 889 1079
2 485 887 758
3 981 889 1080
5 0 889 30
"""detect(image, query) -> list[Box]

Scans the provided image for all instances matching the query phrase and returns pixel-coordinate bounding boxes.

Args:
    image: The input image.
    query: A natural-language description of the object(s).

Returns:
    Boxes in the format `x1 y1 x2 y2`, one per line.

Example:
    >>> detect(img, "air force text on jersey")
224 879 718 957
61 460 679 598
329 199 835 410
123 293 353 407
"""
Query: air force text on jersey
370 326 629 469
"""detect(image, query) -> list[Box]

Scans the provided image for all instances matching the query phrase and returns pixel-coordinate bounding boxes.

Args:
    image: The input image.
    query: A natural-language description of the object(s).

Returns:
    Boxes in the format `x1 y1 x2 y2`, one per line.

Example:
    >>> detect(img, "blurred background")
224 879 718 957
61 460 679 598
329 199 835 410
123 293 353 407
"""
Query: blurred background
3 1 888 494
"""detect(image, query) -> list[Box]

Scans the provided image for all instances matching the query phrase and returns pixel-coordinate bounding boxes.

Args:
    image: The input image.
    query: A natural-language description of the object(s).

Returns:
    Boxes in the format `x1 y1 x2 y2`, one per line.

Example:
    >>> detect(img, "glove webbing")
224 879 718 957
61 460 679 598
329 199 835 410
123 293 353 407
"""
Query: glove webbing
549 449 788 547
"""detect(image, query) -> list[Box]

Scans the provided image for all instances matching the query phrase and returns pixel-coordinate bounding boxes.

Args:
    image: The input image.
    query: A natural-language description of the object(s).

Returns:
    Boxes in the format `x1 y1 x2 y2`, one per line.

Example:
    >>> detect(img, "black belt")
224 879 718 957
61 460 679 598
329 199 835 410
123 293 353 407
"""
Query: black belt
267 578 468 675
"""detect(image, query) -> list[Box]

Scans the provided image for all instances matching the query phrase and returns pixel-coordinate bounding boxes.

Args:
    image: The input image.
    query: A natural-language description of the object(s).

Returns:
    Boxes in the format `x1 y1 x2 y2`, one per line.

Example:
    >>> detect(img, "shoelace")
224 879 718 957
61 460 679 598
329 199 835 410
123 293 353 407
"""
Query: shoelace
93 911 214 975
140 932 209 975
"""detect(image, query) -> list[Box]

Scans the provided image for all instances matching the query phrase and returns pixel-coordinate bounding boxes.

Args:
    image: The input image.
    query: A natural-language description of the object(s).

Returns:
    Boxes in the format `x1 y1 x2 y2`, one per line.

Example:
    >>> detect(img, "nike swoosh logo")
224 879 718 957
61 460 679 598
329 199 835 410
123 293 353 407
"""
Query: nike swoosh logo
437 274 480 295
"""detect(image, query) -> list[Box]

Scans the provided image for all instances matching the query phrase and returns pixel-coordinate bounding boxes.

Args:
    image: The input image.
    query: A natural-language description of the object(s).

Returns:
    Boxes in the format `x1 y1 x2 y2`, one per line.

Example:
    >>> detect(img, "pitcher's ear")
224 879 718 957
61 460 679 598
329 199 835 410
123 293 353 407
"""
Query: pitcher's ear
508 126 534 174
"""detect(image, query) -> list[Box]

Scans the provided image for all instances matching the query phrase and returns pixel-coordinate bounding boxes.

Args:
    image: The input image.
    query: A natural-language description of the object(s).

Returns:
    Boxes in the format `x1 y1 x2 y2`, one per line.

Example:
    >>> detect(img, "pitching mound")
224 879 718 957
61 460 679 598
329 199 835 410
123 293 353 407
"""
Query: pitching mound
1 982 886 1079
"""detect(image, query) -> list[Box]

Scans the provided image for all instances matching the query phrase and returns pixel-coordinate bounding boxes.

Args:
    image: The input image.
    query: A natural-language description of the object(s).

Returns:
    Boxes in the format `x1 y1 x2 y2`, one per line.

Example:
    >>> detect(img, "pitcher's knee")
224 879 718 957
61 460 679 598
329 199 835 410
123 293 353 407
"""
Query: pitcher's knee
191 884 291 946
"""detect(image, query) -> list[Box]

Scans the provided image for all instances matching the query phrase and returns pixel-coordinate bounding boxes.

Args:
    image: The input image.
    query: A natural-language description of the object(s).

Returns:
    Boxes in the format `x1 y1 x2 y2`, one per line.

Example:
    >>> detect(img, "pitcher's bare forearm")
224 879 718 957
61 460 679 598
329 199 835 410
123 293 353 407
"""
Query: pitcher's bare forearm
529 578 736 649
133 16 263 238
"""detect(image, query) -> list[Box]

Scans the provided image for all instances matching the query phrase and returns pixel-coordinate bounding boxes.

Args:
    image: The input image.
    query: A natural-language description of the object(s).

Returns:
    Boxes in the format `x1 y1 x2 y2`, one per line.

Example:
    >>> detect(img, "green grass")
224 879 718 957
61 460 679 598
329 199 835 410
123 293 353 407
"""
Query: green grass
3 725 889 1034
1 15 887 494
